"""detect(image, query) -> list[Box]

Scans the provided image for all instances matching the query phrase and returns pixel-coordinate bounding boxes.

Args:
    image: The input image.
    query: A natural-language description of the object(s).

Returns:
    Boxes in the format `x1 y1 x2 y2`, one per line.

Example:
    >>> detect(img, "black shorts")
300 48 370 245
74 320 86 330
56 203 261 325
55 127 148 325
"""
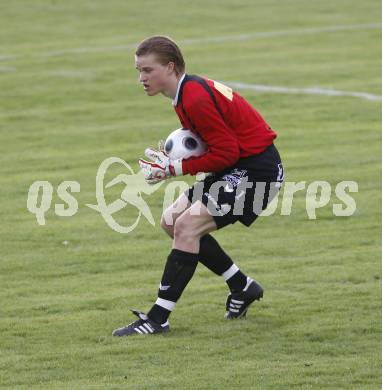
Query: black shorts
185 144 284 229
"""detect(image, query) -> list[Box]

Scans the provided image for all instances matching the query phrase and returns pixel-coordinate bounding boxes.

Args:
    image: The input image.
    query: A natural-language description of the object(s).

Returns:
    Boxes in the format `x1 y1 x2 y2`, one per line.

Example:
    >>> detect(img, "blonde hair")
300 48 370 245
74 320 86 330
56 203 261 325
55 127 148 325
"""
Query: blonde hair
136 36 185 76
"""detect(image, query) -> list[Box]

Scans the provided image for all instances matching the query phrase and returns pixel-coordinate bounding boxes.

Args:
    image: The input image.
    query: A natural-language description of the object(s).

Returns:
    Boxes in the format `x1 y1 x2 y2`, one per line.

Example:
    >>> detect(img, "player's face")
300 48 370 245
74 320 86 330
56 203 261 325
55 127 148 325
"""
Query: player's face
135 54 173 96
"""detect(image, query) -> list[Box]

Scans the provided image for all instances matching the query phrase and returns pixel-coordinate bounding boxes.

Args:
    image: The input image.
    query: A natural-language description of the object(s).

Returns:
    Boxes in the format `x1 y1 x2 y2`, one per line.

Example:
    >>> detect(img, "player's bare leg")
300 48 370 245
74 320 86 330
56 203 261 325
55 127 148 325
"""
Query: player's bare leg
160 193 191 238
172 201 217 253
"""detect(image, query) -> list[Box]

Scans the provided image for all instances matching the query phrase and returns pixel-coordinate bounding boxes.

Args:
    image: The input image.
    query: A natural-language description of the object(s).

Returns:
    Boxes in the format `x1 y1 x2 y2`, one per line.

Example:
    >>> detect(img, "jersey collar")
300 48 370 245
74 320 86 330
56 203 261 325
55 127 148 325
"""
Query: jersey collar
172 73 186 106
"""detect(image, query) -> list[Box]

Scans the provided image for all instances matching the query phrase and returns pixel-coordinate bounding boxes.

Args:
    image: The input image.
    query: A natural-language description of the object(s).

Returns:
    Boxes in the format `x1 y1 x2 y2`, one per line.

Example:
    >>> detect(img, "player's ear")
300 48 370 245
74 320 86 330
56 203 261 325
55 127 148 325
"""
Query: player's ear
167 61 175 75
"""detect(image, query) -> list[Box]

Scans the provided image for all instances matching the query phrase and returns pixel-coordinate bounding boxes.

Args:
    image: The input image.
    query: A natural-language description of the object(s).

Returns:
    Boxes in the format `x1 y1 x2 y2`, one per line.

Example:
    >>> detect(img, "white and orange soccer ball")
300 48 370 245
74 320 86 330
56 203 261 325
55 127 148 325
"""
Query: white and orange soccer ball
164 128 207 160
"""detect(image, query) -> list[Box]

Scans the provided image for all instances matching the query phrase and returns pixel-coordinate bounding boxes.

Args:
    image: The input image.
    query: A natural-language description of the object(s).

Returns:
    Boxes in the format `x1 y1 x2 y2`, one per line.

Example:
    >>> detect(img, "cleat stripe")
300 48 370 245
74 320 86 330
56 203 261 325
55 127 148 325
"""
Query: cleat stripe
135 328 143 334
230 308 240 313
143 323 154 333
231 299 244 304
138 325 148 334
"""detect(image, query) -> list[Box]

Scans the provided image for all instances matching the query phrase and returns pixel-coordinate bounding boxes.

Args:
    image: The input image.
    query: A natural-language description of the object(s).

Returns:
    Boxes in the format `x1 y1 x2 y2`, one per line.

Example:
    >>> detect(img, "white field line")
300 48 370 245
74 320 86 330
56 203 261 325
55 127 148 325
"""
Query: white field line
180 22 382 44
0 23 382 61
49 70 95 78
39 22 382 57
226 82 382 101
0 55 18 62
0 66 17 73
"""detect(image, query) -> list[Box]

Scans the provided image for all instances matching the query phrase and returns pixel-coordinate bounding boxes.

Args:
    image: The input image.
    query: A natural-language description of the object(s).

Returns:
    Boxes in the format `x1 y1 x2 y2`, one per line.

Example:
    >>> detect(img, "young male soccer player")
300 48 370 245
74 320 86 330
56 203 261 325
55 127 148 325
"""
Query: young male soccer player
112 36 284 336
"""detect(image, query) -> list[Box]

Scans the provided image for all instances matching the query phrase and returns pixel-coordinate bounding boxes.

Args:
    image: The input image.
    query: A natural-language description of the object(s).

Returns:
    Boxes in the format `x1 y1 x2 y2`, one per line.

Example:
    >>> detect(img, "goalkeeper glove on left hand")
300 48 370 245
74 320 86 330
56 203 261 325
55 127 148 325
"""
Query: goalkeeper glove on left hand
139 147 183 184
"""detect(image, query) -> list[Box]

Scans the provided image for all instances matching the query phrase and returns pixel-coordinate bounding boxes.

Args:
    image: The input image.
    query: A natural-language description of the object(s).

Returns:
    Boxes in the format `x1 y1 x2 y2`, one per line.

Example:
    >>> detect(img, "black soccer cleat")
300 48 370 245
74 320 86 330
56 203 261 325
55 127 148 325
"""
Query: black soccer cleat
112 309 170 336
225 278 264 319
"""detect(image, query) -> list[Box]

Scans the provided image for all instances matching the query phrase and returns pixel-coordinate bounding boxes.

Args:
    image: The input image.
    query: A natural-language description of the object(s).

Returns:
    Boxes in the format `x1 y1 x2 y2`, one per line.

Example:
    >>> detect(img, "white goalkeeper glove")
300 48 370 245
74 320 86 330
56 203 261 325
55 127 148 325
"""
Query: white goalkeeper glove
139 141 183 184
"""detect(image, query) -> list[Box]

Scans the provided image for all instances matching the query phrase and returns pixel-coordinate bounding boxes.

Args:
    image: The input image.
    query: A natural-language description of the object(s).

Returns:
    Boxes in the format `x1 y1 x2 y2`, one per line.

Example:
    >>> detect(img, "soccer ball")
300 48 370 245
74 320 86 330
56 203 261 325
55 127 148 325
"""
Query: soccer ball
164 128 207 160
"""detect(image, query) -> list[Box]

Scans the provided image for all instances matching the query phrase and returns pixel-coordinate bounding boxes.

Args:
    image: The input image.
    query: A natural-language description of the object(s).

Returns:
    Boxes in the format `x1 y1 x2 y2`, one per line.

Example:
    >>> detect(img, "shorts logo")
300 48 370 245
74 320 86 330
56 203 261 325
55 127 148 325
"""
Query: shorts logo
276 163 284 187
231 168 248 177
222 169 248 188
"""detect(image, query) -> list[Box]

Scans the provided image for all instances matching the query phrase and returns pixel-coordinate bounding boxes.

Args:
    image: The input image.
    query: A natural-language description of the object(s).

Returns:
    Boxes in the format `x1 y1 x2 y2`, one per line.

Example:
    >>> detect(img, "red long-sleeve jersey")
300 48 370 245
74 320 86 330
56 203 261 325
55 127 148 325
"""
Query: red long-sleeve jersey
173 74 277 176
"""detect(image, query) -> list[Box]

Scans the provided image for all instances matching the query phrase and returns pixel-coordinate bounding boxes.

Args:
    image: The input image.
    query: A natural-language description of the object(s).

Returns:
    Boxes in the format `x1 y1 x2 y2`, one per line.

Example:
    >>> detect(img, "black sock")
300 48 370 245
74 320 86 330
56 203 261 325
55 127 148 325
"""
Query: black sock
198 234 234 275
199 234 248 292
146 304 171 325
226 270 247 293
147 249 198 324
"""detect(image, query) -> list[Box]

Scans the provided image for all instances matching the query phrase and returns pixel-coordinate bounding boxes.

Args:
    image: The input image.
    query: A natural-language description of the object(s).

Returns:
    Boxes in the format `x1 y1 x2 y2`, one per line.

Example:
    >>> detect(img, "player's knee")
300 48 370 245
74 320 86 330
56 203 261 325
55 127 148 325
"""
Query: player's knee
160 213 174 237
174 214 197 240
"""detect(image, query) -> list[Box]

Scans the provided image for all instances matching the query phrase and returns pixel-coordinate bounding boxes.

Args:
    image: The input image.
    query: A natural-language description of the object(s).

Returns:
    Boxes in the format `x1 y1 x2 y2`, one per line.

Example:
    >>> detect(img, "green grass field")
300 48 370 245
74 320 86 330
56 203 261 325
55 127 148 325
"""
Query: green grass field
1 1 381 388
